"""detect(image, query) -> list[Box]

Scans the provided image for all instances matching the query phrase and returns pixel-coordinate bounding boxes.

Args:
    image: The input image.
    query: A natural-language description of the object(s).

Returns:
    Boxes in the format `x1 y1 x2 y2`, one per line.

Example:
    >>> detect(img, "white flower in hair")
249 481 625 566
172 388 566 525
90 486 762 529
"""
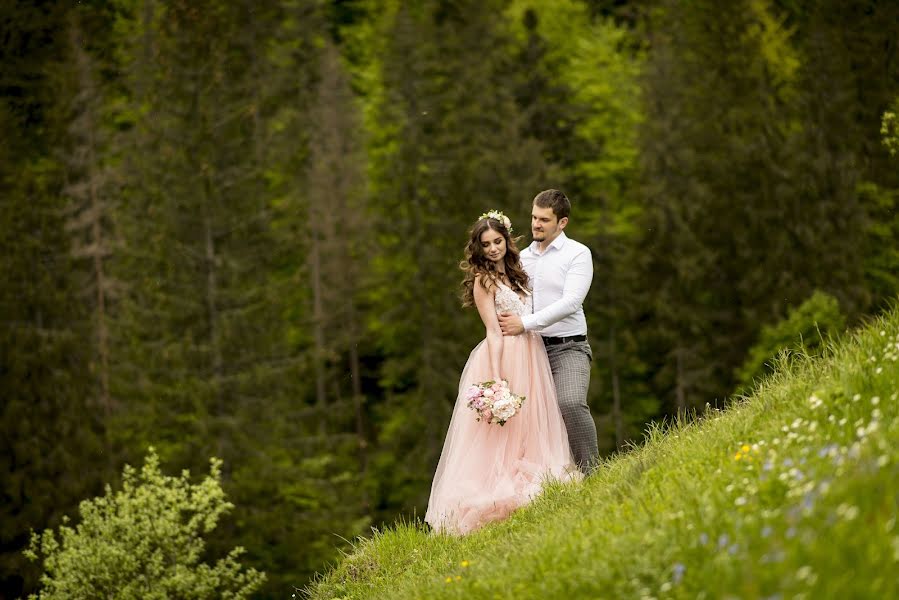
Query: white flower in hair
479 209 513 233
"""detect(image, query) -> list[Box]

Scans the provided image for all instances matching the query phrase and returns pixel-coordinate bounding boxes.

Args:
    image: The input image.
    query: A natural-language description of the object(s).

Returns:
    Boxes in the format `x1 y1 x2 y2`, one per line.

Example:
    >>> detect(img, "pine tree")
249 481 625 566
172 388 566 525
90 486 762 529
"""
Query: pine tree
0 4 108 595
790 0 899 312
61 11 121 432
637 0 823 411
305 38 373 509
106 0 334 592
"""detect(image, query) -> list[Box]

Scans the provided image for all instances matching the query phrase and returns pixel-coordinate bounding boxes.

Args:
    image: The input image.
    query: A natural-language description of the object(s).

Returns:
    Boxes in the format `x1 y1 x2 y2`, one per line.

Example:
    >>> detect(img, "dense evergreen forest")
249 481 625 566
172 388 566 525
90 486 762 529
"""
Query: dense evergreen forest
2 0 897 597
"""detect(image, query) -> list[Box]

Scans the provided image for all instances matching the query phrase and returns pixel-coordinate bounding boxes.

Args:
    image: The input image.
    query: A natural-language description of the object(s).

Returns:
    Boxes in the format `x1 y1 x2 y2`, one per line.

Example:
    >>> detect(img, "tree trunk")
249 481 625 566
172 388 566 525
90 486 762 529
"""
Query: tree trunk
610 324 623 448
68 16 112 426
203 191 224 455
348 304 369 510
310 217 327 434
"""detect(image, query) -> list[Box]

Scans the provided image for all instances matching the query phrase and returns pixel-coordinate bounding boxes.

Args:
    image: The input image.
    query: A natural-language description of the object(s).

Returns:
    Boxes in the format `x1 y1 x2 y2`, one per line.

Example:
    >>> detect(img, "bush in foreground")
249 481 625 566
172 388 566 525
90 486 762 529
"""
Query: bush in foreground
24 448 265 599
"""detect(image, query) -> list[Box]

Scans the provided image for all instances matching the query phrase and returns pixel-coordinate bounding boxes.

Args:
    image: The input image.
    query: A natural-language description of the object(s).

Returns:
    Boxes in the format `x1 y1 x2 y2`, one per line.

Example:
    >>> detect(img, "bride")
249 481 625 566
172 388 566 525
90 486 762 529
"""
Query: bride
424 211 581 535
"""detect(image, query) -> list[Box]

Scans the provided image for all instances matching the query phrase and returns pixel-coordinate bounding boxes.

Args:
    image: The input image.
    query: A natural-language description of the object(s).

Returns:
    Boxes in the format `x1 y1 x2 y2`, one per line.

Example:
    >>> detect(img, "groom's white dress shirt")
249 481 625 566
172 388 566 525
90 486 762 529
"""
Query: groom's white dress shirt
520 231 593 338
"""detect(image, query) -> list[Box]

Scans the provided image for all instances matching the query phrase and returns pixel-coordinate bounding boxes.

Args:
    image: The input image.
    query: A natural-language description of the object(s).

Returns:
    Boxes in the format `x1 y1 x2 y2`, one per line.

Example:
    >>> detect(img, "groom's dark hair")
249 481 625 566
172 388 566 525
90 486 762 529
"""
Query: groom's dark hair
533 189 571 220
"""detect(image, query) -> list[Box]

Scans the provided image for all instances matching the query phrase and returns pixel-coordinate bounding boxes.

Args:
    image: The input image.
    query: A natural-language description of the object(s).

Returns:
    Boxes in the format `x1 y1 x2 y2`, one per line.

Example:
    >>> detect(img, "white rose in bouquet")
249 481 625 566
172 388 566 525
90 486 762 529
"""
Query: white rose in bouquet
492 397 517 422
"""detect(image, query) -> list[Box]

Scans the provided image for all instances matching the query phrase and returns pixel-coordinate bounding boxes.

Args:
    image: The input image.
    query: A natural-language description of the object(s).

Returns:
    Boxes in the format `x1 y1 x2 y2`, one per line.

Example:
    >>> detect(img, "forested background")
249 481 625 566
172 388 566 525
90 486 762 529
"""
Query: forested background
2 0 897 597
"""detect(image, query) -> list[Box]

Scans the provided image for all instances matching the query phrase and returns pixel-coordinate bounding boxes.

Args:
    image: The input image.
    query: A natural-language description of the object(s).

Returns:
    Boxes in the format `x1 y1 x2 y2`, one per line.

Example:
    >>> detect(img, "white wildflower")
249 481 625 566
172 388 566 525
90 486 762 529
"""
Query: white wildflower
836 504 859 521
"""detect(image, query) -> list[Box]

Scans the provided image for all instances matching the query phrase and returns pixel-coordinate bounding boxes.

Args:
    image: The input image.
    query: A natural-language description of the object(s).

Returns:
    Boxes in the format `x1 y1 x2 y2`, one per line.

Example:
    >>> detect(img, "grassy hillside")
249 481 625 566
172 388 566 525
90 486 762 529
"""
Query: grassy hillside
306 307 899 599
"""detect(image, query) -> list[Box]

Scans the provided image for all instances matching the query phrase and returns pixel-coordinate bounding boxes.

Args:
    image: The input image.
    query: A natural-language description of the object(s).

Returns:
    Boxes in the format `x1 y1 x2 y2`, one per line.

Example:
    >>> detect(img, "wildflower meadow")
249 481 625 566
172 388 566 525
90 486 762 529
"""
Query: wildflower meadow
308 307 899 599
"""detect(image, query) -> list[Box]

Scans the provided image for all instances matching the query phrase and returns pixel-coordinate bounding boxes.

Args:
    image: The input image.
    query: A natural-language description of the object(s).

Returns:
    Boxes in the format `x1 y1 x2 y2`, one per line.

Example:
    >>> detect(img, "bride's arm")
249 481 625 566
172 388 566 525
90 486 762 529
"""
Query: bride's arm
473 275 503 381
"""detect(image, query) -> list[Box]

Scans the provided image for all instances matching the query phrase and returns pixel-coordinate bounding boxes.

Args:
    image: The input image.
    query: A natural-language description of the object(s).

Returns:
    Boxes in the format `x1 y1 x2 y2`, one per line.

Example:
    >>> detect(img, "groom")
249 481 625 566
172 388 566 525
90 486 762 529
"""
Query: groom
498 189 598 473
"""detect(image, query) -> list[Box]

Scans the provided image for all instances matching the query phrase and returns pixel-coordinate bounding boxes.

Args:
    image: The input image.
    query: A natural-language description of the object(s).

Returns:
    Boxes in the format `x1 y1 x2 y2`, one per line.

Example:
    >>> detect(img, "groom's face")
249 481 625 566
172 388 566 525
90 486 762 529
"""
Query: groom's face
531 205 567 244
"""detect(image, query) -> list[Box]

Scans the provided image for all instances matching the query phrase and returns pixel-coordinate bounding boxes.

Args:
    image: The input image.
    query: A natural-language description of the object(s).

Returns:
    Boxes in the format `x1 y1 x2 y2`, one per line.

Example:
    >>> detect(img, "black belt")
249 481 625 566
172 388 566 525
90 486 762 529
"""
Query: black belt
542 335 587 345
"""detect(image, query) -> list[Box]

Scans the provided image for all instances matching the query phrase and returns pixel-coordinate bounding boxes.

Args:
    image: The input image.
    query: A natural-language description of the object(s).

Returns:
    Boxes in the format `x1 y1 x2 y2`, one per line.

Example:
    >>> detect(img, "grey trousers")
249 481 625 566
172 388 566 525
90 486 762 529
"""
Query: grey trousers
544 339 598 473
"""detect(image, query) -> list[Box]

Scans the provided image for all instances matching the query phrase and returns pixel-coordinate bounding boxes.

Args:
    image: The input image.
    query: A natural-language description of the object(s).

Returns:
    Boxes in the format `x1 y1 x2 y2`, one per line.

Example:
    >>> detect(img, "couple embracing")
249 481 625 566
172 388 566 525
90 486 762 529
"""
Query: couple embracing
425 189 598 535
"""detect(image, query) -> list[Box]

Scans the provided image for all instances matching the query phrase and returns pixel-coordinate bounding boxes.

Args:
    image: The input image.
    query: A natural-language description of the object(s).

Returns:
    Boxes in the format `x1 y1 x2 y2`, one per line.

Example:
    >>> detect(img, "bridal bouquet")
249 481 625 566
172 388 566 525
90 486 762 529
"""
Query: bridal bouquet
465 379 525 426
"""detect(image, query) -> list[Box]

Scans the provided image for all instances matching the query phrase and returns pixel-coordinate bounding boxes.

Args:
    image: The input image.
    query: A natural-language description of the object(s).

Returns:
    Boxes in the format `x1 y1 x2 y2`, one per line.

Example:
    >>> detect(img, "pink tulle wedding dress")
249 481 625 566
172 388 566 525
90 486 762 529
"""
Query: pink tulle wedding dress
424 282 581 535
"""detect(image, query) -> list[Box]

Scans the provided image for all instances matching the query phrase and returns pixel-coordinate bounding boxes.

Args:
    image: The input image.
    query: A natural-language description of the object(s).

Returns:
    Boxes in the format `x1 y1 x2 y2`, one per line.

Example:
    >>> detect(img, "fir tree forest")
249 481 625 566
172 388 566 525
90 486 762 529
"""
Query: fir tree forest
2 0 898 598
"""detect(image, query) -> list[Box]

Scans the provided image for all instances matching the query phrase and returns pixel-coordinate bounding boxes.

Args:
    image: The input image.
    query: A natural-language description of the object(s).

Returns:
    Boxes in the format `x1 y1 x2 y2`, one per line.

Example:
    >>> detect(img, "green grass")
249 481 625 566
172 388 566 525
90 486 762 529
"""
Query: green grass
305 308 899 599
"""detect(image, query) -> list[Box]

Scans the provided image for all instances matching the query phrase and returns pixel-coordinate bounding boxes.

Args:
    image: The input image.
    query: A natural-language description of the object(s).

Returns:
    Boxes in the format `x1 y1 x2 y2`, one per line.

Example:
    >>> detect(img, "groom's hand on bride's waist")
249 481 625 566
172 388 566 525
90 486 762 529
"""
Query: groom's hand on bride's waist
498 313 525 336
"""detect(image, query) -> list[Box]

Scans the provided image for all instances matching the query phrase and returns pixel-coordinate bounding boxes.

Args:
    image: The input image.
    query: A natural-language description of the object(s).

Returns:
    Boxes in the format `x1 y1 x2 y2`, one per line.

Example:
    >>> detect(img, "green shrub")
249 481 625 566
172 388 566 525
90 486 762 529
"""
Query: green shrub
735 290 845 393
24 448 265 599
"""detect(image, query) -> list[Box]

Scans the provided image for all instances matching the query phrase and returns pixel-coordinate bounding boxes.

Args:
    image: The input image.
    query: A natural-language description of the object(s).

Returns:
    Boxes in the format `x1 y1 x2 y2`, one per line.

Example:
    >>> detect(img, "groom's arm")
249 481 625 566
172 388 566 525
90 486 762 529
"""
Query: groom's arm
521 247 593 331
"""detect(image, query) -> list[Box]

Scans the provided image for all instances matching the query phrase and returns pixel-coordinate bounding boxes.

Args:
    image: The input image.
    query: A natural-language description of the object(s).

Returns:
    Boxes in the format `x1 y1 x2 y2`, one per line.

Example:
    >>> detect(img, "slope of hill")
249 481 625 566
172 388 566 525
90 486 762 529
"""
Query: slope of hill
307 308 899 599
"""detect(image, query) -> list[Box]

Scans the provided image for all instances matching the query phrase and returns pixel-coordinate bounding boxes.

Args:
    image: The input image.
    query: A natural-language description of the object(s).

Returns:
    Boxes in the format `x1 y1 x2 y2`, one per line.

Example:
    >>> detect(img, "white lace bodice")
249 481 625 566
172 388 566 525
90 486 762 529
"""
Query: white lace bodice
494 282 531 317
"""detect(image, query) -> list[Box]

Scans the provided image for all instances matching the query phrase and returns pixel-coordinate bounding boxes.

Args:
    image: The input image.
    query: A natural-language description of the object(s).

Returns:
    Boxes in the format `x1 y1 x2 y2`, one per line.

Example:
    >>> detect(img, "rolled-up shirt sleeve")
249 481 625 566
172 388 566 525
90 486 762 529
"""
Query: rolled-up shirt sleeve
521 247 593 331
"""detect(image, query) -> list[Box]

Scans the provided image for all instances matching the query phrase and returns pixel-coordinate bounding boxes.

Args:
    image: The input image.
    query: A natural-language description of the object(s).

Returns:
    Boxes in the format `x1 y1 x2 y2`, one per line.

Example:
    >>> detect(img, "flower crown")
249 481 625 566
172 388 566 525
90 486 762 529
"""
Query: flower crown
479 209 513 233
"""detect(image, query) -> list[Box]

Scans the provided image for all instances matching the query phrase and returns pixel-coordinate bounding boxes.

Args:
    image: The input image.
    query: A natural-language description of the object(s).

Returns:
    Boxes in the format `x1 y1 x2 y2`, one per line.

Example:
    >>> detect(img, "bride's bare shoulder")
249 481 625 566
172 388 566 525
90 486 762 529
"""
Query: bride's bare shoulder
474 273 497 296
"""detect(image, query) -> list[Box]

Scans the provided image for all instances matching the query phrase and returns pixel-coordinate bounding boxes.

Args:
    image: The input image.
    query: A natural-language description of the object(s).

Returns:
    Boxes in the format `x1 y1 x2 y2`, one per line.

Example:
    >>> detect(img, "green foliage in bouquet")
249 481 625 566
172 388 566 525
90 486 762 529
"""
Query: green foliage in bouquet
735 290 846 394
23 449 265 599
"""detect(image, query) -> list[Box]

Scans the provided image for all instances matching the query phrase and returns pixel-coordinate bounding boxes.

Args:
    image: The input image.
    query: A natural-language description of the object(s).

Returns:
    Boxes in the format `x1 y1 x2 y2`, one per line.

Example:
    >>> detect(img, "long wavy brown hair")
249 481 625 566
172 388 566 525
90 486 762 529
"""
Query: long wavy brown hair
460 217 530 307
